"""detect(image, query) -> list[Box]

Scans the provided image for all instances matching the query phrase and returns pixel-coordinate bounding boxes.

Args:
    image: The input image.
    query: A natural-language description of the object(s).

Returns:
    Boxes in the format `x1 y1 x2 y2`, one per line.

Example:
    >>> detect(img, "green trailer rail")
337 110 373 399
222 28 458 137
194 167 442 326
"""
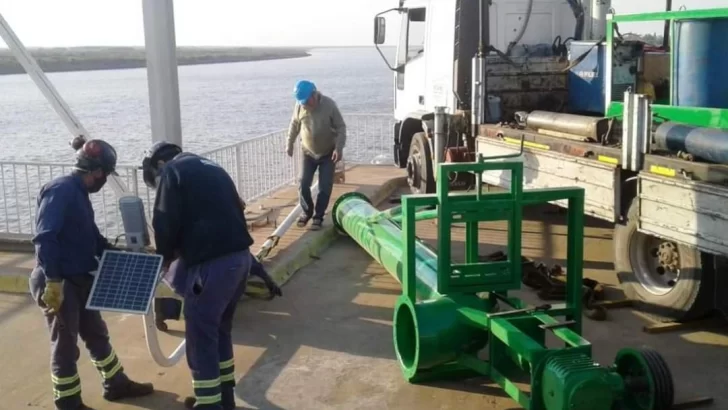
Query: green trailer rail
332 151 676 410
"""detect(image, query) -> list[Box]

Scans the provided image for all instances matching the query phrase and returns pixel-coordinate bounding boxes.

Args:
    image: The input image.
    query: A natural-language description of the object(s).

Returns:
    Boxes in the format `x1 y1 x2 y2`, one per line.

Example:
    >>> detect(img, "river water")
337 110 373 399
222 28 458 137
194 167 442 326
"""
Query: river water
0 47 394 164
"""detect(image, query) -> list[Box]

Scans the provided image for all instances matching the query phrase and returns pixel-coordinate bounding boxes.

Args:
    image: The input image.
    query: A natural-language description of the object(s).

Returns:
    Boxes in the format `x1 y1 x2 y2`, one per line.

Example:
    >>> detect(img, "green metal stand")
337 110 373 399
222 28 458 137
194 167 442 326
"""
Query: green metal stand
332 154 675 410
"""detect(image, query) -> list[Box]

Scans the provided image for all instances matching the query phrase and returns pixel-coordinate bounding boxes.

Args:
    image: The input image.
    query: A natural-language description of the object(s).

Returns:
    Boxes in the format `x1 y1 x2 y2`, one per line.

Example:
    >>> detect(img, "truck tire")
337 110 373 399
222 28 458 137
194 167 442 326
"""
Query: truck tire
614 198 715 322
406 132 435 194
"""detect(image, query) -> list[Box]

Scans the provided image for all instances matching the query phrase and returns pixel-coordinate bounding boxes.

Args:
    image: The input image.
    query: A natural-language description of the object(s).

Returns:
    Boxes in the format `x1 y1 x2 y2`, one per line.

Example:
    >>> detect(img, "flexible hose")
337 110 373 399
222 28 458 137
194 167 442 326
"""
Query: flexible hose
143 308 186 367
506 0 534 55
256 181 320 260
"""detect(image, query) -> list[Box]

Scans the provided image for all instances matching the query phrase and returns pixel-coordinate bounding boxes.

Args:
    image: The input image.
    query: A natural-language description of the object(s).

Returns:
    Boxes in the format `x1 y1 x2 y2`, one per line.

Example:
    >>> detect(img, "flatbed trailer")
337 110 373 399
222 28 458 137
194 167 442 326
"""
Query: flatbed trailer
374 1 728 322
476 119 728 322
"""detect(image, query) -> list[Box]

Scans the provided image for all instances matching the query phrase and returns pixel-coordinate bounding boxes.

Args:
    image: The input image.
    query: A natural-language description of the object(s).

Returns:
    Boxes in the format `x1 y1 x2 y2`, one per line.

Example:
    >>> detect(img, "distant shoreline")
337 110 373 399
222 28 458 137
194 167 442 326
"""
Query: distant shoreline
0 46 311 76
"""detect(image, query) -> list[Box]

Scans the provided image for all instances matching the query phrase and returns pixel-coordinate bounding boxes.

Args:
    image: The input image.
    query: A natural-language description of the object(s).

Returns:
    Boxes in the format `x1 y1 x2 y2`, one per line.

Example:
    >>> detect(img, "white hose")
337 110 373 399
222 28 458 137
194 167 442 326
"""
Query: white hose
506 0 534 55
256 181 320 260
143 308 186 367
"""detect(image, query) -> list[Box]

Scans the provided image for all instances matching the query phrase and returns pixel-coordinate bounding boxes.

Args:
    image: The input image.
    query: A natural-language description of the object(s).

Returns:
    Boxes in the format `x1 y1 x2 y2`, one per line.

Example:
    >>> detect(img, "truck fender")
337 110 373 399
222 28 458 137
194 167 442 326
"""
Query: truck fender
395 117 424 168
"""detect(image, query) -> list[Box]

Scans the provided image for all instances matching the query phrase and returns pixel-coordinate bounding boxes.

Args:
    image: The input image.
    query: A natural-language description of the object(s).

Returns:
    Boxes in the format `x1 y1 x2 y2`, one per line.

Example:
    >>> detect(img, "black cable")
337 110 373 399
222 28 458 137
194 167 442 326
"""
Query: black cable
113 233 126 247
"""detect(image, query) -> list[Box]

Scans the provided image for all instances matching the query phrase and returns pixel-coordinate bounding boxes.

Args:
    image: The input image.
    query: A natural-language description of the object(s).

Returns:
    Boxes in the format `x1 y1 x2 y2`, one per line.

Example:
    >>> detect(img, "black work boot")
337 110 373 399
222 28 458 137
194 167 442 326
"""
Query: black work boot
184 396 235 410
56 403 95 410
103 379 155 401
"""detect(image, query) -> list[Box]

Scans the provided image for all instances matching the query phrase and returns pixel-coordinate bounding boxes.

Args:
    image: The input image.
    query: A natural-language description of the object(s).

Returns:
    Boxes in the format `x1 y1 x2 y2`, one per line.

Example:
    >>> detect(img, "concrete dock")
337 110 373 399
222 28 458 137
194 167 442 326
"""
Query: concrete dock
0 165 726 409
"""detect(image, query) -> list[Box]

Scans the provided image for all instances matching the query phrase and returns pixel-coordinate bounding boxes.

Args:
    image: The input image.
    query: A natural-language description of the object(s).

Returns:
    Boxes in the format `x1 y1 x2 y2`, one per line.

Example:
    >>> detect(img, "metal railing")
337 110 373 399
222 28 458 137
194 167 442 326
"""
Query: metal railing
0 113 395 240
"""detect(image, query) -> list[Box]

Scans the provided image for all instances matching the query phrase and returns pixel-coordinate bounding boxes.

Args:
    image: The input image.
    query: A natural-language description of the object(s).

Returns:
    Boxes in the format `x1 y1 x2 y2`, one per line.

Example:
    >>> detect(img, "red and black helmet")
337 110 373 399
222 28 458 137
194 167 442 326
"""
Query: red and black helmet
73 139 117 175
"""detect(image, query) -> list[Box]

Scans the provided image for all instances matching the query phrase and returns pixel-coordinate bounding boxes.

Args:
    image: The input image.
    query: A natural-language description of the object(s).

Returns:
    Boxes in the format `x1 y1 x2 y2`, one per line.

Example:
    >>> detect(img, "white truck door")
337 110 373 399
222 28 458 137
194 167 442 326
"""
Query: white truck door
394 6 428 120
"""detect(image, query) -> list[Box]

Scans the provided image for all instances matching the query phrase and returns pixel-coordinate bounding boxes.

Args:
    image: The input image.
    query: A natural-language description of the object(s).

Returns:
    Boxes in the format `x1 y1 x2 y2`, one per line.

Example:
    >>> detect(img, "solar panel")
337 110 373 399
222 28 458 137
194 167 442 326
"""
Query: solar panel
86 250 164 315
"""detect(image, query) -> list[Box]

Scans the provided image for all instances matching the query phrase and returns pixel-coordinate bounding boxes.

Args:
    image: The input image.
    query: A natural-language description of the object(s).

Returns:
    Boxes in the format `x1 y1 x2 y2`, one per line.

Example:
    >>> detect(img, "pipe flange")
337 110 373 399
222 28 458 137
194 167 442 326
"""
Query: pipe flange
331 191 372 234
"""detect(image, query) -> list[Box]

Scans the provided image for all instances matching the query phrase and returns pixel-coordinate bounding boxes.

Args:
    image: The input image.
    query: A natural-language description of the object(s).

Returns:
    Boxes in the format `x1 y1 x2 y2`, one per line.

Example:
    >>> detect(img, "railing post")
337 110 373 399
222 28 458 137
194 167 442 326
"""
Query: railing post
235 144 243 192
131 168 139 197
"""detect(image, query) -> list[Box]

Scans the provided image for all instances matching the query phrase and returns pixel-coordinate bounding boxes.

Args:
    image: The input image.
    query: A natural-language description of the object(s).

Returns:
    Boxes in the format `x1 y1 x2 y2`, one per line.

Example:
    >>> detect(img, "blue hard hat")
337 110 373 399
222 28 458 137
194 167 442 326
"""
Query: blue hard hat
294 80 316 104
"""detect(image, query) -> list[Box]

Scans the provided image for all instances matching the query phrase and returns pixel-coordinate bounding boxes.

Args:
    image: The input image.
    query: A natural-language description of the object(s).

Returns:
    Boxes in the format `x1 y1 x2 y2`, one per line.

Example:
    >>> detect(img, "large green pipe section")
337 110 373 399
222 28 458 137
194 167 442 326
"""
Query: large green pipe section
331 192 495 380
332 192 441 299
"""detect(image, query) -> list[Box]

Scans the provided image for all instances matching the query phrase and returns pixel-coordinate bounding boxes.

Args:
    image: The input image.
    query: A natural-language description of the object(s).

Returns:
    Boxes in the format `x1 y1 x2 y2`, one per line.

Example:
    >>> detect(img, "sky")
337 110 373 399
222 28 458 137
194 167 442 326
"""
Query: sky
0 0 726 48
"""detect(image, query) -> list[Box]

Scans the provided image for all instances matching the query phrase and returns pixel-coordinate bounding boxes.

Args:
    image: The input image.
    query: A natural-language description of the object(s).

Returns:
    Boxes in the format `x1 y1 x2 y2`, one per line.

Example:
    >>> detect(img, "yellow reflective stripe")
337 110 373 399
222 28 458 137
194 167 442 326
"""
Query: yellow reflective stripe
53 384 82 399
220 373 235 383
51 373 80 385
192 378 220 389
219 358 234 369
195 393 222 405
92 350 117 368
99 361 123 380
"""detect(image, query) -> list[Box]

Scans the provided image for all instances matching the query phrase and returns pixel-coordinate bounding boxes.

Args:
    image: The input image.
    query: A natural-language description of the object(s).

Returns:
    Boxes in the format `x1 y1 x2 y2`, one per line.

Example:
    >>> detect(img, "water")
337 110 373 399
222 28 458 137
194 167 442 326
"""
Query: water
0 47 395 164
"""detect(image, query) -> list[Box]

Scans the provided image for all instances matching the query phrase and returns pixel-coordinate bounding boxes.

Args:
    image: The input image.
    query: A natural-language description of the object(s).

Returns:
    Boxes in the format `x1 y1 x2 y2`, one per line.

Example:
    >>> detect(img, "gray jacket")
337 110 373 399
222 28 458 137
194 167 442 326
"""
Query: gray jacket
286 93 347 159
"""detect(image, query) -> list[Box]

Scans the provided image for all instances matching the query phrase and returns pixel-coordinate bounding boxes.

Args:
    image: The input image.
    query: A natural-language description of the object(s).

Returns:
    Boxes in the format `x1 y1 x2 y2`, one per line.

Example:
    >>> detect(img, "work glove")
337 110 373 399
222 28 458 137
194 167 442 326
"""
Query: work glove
267 282 283 298
286 145 294 158
42 280 64 314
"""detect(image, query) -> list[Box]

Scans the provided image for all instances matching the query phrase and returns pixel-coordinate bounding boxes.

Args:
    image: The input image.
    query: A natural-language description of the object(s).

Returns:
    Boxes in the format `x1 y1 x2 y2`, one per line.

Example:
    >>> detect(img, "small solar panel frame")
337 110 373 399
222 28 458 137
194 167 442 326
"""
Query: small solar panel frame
86 250 164 315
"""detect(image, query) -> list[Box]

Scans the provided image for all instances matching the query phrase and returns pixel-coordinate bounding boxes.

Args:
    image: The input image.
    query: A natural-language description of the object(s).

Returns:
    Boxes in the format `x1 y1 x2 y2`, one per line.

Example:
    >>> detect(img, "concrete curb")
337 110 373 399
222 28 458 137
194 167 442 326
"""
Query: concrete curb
0 177 407 299
0 274 31 294
245 176 406 298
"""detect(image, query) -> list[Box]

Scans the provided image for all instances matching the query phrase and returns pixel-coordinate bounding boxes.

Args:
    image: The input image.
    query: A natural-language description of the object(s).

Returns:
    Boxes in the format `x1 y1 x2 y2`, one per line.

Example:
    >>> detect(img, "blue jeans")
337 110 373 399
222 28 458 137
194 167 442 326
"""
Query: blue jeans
300 152 335 220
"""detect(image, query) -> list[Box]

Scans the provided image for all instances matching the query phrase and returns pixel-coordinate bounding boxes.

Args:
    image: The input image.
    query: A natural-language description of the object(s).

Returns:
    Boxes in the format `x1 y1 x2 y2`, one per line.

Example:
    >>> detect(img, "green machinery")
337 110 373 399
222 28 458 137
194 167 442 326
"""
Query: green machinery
605 7 728 129
332 153 675 410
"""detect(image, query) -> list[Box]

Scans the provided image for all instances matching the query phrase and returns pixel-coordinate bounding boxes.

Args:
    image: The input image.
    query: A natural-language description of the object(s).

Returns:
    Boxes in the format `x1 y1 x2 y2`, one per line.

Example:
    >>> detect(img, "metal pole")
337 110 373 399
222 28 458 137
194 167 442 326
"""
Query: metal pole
0 12 132 197
663 0 672 50
0 13 91 141
471 56 485 136
433 106 447 167
142 0 183 147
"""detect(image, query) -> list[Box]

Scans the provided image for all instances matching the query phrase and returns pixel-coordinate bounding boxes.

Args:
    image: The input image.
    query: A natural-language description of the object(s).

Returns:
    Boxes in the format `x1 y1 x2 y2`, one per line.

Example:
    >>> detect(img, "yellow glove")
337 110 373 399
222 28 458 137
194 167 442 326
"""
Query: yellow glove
41 280 64 314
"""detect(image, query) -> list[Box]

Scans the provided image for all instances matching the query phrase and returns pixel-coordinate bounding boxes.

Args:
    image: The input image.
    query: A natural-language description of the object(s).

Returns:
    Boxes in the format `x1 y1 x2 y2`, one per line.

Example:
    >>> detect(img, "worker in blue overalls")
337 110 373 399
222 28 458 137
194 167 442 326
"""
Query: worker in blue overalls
142 141 258 410
154 255 282 331
152 185 281 332
29 139 155 410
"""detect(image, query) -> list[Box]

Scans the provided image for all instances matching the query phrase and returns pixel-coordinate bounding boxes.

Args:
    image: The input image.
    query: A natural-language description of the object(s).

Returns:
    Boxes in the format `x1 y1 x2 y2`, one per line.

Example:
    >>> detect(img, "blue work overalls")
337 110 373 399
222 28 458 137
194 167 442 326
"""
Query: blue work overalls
30 174 131 410
171 249 252 409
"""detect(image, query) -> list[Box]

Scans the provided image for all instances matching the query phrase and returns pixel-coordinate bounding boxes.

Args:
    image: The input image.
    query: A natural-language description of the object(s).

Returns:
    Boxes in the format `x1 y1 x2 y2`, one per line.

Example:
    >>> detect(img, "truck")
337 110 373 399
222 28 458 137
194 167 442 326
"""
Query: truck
373 0 728 323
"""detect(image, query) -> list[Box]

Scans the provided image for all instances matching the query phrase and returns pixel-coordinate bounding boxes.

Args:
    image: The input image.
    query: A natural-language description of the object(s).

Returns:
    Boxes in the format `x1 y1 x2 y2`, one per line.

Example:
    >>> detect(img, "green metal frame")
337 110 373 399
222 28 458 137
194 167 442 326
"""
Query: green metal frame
605 8 728 128
332 153 674 409
398 157 589 408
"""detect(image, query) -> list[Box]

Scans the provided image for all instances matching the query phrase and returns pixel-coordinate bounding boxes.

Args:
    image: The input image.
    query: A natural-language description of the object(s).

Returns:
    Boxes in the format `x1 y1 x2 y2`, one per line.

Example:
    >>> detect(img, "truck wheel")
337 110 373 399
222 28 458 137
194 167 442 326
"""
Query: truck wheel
406 132 435 194
614 198 715 322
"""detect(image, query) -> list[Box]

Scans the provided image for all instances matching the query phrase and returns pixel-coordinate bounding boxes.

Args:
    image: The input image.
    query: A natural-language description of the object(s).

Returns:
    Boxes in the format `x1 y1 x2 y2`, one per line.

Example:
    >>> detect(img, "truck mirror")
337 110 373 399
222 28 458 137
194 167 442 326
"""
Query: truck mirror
374 17 386 45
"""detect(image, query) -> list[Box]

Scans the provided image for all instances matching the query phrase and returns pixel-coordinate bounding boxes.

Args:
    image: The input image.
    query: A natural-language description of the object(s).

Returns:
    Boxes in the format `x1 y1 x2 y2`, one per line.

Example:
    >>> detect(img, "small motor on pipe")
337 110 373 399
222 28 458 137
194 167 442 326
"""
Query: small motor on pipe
654 122 728 165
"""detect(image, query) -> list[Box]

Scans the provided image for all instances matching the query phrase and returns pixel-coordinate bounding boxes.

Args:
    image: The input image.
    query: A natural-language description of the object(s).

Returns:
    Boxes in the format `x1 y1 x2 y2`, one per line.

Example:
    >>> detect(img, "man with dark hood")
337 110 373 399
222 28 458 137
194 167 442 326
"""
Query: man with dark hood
142 141 279 409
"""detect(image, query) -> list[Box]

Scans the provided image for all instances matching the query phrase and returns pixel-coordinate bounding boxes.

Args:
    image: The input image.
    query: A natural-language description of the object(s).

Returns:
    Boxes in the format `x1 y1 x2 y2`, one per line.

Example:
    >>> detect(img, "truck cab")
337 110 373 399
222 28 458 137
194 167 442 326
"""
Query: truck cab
375 0 596 193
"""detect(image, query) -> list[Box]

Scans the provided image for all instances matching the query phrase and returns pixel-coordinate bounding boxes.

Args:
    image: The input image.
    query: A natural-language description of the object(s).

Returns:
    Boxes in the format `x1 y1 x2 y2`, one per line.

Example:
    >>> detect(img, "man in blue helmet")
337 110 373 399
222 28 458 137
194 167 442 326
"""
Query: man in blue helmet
286 80 347 230
29 138 155 410
141 141 279 410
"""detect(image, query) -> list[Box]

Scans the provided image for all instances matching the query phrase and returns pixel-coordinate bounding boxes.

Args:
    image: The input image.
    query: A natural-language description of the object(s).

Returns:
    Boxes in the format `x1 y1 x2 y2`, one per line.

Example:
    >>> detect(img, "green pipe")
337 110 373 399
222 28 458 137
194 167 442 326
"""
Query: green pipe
333 192 441 299
365 204 433 223
332 192 494 381
389 209 437 223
